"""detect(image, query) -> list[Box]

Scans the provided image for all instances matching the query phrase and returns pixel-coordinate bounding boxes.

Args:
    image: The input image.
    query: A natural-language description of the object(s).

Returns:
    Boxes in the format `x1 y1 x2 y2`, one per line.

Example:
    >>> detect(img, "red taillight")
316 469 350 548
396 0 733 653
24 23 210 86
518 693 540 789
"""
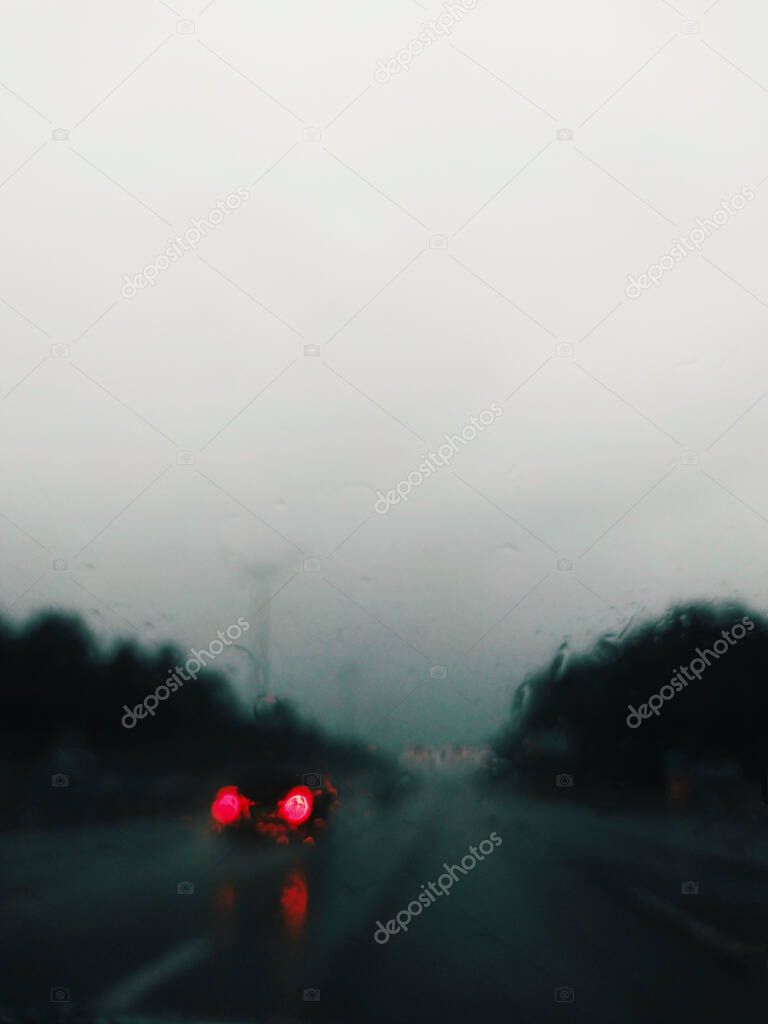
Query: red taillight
211 785 248 825
277 785 313 826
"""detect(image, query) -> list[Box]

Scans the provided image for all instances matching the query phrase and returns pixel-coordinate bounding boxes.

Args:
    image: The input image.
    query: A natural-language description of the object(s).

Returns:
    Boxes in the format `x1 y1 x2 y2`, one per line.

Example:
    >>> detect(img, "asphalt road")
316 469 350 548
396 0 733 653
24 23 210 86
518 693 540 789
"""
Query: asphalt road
0 778 765 1023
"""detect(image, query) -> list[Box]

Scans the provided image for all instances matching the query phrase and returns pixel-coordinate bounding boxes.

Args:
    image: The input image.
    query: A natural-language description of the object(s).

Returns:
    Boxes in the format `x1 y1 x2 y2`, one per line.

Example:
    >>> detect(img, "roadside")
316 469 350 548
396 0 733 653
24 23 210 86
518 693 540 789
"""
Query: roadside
499 789 768 966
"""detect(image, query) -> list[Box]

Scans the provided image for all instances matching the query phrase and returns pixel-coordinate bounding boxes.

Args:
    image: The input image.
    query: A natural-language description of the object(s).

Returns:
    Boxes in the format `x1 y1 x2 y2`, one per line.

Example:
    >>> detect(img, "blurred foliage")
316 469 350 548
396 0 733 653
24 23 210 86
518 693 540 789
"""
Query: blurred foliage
0 609 395 783
493 602 768 790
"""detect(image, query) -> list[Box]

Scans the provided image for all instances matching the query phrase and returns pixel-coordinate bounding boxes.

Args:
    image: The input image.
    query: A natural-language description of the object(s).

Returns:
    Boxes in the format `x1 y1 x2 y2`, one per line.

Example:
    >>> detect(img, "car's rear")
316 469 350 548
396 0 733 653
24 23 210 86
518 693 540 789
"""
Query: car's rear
210 774 339 845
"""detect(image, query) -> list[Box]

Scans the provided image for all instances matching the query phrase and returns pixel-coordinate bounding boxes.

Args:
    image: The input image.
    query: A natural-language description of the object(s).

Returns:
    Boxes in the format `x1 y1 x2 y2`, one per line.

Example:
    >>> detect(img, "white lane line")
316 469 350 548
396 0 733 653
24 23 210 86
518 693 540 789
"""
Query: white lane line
99 936 211 1012
631 887 765 963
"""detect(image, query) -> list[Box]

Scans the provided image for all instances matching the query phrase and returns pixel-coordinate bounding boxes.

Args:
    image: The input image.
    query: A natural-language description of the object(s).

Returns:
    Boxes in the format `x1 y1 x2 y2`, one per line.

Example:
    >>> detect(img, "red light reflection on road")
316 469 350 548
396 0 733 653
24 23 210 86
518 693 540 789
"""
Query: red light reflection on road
281 869 308 938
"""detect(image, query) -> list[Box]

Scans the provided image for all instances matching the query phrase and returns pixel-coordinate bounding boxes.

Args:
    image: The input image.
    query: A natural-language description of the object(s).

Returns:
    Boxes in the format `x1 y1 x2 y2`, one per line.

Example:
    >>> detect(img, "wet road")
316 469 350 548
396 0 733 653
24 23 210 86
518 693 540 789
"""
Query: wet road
0 779 764 1023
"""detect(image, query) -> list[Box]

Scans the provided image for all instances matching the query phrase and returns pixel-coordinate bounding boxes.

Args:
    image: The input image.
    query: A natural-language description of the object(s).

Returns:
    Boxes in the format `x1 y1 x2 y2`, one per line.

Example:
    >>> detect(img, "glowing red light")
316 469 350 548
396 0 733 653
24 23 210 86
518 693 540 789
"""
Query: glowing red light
278 785 313 826
211 786 247 825
281 869 308 936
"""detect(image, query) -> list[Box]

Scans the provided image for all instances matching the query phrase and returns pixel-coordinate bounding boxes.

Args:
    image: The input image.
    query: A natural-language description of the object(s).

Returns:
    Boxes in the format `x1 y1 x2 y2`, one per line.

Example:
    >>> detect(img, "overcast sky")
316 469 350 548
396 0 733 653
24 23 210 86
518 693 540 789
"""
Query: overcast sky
1 0 768 746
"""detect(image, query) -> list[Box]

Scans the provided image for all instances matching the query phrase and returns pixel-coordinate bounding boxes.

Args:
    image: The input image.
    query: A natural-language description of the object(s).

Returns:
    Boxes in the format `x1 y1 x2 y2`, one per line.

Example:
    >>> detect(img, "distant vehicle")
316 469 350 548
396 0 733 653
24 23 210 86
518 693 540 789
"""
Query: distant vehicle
210 773 339 845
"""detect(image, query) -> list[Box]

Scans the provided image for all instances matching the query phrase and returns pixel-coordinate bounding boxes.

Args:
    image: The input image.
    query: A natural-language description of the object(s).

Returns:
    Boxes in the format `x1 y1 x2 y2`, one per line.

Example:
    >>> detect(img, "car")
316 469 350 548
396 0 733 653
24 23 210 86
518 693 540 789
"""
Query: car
210 773 339 845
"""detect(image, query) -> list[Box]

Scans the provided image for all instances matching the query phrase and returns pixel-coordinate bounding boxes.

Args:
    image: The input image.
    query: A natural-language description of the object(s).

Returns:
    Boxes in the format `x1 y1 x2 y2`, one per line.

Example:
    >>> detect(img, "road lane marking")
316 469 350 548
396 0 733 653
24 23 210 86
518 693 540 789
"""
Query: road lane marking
630 887 764 965
99 936 211 1012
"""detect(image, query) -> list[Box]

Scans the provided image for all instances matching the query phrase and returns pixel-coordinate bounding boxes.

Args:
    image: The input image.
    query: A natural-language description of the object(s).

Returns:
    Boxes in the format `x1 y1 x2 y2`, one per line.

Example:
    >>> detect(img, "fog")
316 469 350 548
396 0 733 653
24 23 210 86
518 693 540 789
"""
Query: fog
1 0 767 746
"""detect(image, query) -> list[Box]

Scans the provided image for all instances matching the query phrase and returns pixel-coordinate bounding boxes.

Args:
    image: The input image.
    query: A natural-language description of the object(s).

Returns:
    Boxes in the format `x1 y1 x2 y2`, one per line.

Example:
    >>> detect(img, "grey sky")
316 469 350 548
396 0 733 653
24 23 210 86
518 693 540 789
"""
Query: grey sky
1 0 767 745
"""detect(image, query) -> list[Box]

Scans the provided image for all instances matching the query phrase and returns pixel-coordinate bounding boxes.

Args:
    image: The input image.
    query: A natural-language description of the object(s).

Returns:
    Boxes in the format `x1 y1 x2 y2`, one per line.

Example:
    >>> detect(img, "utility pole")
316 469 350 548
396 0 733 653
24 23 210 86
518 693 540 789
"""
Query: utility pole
250 587 271 702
